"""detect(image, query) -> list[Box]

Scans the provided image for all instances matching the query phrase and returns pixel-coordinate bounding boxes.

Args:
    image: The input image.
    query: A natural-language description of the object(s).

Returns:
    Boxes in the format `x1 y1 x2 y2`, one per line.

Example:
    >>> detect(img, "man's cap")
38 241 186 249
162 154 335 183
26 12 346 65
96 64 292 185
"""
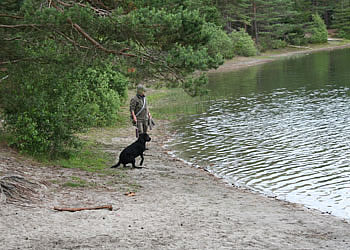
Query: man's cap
137 84 147 92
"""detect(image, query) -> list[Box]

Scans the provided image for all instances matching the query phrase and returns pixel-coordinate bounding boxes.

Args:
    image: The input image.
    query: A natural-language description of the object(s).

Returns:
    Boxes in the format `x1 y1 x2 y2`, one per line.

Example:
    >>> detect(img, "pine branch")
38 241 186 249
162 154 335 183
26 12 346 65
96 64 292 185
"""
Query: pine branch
0 24 41 28
0 58 32 65
56 0 111 16
0 14 24 19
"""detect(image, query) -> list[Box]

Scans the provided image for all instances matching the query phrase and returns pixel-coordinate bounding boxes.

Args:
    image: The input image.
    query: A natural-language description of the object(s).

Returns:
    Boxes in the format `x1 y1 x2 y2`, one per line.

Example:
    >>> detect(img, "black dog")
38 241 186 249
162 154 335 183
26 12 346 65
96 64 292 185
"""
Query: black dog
111 133 151 168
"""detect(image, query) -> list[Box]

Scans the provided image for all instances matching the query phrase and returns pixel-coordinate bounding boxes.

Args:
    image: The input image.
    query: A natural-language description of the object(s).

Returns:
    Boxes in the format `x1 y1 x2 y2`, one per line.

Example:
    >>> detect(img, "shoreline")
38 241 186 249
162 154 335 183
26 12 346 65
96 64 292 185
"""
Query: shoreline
1 122 350 249
1 43 350 249
209 42 350 73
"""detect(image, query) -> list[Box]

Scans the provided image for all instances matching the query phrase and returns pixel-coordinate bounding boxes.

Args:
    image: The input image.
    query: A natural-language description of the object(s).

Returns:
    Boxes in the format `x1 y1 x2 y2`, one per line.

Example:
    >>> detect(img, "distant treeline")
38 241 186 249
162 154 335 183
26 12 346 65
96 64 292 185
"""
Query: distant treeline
216 0 350 50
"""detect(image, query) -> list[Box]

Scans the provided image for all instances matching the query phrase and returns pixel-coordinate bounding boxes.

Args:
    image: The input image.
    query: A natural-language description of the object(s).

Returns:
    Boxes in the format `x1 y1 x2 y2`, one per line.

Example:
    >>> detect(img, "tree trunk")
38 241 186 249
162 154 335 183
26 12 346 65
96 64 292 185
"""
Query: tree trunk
252 1 258 43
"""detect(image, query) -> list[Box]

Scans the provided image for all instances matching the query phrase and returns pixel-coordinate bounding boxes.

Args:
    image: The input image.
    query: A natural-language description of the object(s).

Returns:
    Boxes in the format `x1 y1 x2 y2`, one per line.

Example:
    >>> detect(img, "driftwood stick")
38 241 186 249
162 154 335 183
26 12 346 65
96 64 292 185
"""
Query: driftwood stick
53 205 113 212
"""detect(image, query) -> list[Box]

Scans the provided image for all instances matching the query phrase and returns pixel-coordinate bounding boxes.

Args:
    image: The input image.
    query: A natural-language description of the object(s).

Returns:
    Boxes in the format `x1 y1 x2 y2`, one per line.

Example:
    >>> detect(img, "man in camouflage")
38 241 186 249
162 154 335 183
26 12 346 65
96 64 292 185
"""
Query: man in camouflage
130 84 152 137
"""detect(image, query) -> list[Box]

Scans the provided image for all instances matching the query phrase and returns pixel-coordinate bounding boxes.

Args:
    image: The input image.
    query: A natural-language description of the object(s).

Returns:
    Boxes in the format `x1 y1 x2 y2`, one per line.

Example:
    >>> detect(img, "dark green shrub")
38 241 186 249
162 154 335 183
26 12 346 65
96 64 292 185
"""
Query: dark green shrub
76 64 129 127
332 7 350 39
270 39 287 49
202 23 235 59
285 28 308 46
0 62 129 157
229 29 257 57
257 36 287 51
308 14 328 44
336 29 350 40
1 64 93 155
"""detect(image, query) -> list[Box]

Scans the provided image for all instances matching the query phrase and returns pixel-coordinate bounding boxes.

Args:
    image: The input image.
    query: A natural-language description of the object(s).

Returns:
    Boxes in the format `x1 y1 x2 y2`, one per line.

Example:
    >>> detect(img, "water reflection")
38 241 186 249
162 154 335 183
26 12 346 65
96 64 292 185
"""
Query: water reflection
168 49 350 220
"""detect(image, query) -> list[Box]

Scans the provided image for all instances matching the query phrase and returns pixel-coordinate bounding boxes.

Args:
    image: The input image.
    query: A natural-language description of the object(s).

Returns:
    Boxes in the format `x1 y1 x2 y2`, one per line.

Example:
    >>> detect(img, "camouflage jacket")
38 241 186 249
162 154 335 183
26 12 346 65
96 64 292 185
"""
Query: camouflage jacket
130 94 148 121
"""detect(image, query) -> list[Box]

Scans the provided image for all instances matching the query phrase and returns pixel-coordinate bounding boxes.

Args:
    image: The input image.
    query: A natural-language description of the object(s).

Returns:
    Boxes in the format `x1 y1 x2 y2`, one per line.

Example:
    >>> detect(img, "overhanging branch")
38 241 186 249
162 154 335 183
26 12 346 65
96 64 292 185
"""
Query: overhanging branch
66 18 136 57
0 58 32 65
0 14 24 19
0 24 41 28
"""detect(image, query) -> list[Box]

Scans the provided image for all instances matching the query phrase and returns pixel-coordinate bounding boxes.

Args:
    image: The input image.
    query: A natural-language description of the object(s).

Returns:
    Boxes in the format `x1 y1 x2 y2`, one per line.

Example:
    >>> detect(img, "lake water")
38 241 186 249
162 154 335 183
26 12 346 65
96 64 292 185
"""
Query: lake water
168 48 350 220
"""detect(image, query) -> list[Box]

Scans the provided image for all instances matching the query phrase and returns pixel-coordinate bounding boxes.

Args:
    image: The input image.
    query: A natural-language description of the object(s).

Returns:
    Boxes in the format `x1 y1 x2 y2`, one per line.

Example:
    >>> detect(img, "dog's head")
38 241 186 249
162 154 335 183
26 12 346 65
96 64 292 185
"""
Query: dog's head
138 133 151 143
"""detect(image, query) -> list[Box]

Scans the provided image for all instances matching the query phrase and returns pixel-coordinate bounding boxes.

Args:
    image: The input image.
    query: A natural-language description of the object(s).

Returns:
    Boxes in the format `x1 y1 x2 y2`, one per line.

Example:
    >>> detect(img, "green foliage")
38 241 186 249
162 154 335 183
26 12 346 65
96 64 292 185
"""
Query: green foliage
133 0 222 25
307 14 328 44
76 65 129 127
332 3 350 39
147 88 213 120
229 29 257 57
270 39 287 49
50 143 114 172
0 0 225 156
0 59 129 157
2 0 350 158
63 177 89 188
182 74 209 97
202 23 235 59
258 37 288 51
1 65 90 156
167 44 221 71
215 0 333 49
284 26 308 46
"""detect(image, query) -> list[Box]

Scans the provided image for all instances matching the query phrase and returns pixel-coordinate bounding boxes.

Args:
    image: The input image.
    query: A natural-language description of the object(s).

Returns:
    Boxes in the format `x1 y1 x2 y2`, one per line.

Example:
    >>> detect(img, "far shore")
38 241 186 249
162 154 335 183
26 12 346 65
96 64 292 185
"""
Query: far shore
209 41 350 73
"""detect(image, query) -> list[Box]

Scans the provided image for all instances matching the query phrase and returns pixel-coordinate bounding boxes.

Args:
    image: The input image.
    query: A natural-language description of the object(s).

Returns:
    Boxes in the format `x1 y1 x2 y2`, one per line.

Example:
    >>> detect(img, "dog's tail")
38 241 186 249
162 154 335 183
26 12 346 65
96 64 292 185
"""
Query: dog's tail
111 161 121 168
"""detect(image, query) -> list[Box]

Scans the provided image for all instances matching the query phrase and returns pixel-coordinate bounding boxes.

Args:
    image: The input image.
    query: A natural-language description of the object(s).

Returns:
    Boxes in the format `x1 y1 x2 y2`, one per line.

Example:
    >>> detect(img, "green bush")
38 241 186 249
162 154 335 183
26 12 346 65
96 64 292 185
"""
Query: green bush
336 29 350 40
308 14 328 44
332 7 350 39
229 29 257 57
257 36 287 51
76 65 129 127
202 23 235 59
285 27 308 46
270 39 287 49
0 62 129 157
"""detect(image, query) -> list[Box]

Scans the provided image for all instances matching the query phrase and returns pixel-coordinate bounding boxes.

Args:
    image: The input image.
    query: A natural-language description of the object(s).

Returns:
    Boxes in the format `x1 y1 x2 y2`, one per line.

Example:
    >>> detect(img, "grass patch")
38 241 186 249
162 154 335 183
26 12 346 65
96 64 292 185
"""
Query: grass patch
45 141 114 173
124 182 142 193
147 88 213 120
63 176 92 188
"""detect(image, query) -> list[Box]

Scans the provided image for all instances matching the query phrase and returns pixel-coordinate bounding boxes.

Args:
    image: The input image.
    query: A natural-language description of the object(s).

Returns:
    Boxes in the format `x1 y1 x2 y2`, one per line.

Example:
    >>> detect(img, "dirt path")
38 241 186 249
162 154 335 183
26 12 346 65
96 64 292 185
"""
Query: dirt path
2 44 350 249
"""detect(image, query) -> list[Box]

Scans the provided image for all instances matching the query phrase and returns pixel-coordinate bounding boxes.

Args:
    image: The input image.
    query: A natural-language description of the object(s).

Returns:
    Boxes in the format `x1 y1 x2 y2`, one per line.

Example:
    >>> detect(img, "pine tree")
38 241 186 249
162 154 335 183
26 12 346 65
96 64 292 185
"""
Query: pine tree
217 0 300 48
215 0 251 32
250 0 299 48
332 0 350 38
0 0 225 155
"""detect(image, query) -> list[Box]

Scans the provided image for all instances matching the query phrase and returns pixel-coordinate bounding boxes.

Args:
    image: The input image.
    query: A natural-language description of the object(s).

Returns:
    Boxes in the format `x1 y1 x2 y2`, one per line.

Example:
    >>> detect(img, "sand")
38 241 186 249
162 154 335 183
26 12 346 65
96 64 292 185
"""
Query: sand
209 43 350 73
1 44 350 249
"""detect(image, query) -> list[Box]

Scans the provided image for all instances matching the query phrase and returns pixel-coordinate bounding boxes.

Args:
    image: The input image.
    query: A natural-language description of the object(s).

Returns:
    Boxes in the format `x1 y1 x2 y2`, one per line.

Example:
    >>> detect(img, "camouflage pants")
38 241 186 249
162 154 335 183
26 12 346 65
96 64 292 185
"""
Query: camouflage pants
136 120 148 137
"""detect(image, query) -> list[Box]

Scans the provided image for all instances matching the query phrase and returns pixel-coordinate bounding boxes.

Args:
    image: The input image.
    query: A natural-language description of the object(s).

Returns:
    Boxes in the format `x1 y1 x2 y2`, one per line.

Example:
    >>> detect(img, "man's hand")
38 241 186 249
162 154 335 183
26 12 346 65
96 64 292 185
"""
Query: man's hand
131 111 137 123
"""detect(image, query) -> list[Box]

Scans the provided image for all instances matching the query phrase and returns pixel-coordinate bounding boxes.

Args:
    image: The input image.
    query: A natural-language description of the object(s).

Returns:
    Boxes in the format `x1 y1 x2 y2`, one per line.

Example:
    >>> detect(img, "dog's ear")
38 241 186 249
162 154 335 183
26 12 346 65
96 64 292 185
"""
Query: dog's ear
143 133 151 141
138 133 146 143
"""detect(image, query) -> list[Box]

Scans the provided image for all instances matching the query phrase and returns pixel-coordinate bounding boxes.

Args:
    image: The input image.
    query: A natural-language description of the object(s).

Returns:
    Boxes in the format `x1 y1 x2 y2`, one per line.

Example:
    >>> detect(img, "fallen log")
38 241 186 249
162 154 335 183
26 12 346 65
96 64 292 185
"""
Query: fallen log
287 45 312 49
53 205 113 212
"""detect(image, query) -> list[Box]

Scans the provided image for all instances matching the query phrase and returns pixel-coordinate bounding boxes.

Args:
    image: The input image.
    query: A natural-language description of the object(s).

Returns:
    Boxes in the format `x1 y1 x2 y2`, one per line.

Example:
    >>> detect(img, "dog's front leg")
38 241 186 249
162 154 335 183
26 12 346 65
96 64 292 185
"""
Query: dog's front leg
131 159 136 168
139 153 144 166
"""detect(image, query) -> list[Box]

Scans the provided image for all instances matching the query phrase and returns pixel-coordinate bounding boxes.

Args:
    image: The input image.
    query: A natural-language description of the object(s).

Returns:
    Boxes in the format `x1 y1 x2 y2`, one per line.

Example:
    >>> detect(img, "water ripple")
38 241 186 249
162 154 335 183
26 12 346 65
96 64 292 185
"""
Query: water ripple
170 87 350 220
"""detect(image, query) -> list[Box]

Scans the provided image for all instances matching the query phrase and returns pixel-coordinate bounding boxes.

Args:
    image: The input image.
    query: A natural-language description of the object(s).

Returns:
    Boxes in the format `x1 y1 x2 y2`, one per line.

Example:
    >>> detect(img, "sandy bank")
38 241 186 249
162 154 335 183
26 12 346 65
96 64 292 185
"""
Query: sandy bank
209 42 350 73
1 121 350 249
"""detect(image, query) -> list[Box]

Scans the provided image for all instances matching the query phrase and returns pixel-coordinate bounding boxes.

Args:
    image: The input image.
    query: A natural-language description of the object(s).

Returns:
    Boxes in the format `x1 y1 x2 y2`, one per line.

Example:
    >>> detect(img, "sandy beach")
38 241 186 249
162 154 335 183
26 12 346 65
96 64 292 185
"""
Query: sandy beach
1 44 350 249
209 42 350 73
